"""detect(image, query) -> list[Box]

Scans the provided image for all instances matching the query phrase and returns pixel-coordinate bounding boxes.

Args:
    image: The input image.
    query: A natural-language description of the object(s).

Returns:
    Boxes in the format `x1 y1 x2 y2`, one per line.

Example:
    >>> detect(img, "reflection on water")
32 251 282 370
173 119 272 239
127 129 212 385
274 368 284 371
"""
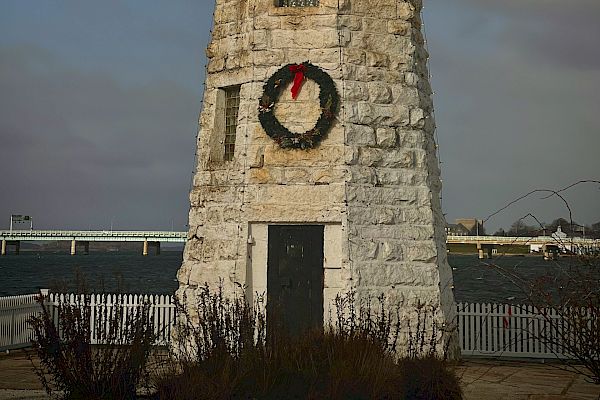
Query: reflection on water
0 252 591 303
449 253 596 304
0 252 183 296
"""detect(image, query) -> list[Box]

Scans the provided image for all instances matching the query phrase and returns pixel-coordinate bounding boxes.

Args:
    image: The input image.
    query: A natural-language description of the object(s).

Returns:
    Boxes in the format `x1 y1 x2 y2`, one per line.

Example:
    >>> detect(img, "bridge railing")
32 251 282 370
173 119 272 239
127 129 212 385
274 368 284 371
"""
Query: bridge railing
0 230 187 237
1 231 597 248
447 235 599 245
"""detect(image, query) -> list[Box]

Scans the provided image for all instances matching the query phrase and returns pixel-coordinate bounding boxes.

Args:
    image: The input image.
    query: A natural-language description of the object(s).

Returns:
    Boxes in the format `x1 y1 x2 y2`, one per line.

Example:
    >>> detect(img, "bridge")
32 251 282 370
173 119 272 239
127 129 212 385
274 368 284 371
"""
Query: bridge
446 235 599 259
1 230 597 258
0 230 187 256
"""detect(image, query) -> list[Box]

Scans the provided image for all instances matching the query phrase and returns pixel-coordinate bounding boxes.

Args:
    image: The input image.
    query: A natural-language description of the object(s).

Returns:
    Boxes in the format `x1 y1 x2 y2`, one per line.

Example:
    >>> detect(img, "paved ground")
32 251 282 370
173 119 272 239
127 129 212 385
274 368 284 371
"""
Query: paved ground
0 350 598 399
0 350 49 399
0 351 44 391
457 359 599 400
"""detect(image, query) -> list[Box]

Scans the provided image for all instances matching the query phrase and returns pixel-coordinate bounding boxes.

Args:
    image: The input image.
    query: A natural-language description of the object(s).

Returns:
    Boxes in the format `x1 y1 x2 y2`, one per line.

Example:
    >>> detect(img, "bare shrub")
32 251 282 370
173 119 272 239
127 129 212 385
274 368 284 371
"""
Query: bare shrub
28 293 156 399
152 285 462 400
495 255 600 383
482 180 600 383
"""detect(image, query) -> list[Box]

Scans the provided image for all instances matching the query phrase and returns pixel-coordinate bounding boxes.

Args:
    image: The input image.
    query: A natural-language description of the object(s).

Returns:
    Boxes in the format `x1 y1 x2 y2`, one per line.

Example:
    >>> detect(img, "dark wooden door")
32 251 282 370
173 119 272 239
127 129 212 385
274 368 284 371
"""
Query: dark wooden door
267 225 324 336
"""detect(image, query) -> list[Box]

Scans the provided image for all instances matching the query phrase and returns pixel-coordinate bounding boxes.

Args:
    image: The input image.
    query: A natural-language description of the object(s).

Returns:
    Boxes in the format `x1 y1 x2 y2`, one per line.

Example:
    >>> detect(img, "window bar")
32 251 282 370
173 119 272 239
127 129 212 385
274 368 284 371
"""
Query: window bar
224 87 240 161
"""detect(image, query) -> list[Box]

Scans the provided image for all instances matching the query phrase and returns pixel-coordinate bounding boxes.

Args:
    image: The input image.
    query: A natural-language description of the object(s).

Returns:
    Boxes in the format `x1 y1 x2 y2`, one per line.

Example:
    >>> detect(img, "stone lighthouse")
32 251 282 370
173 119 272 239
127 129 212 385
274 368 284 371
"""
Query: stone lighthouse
177 0 456 347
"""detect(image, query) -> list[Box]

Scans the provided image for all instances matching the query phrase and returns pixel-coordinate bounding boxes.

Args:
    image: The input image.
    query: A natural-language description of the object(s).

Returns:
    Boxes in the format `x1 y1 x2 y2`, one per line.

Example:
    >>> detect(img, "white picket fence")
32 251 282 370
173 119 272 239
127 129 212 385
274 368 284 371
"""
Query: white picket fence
0 294 41 351
0 292 176 351
45 293 177 346
0 292 590 359
458 302 586 358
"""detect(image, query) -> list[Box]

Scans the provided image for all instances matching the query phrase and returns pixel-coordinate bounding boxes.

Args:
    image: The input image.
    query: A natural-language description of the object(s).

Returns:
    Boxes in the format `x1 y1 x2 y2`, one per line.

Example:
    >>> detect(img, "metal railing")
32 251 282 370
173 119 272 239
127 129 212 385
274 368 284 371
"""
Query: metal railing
2 231 596 247
447 235 598 245
0 230 187 243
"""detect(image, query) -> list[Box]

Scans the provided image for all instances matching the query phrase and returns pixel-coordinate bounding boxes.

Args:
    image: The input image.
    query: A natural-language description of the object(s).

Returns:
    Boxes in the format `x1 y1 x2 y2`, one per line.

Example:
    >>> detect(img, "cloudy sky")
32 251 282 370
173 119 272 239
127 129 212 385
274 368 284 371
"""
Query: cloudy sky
1 0 598 233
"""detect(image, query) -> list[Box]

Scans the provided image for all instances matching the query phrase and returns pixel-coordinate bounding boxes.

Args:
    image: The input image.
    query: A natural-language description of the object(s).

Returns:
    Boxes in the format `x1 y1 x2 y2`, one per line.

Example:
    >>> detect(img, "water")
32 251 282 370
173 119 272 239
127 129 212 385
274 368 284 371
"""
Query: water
0 252 183 296
448 254 587 303
0 252 589 303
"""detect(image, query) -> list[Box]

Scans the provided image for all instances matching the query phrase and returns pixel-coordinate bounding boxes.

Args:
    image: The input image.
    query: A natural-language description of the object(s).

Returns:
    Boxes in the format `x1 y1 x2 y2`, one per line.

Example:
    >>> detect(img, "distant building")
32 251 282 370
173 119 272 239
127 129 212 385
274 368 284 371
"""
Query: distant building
454 218 485 236
446 223 471 236
551 225 568 240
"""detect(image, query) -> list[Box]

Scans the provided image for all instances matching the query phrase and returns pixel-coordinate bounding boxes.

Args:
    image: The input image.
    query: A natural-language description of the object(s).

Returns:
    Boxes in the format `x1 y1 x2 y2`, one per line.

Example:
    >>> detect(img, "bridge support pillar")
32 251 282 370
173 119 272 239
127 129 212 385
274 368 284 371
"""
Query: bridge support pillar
3 241 21 255
143 240 160 256
70 240 90 255
477 243 495 259
542 244 559 261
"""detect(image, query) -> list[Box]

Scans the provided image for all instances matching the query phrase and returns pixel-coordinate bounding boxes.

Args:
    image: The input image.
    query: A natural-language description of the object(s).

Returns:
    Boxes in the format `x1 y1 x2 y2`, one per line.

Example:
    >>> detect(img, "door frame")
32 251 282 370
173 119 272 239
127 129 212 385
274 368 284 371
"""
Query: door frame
246 222 344 330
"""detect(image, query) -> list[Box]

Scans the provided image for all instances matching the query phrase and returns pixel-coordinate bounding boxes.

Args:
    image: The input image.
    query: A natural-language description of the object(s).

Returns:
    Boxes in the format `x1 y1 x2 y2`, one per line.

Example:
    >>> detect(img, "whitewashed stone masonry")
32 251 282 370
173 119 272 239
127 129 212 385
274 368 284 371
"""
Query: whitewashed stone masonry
177 0 457 354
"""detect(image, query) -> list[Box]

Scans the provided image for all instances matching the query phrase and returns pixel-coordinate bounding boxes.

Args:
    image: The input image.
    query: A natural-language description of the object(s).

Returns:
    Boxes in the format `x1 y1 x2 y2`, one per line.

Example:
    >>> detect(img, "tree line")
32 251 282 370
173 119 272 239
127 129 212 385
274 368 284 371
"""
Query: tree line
492 218 600 238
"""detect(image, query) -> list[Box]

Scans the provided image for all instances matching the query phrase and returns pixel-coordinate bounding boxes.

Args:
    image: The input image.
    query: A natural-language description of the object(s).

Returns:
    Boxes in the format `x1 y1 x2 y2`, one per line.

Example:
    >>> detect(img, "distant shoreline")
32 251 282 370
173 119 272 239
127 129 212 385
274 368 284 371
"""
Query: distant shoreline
446 243 530 256
447 251 539 257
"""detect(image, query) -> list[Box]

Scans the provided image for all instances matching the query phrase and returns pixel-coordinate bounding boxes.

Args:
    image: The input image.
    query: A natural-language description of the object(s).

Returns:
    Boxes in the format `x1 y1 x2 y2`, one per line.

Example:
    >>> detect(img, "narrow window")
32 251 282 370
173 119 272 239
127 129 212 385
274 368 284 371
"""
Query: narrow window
279 0 319 7
224 86 240 161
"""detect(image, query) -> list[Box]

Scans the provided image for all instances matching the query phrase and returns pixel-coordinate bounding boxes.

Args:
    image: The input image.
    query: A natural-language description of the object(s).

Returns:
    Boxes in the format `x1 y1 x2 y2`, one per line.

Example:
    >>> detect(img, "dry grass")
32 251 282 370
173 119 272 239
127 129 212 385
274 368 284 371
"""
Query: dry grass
150 286 462 400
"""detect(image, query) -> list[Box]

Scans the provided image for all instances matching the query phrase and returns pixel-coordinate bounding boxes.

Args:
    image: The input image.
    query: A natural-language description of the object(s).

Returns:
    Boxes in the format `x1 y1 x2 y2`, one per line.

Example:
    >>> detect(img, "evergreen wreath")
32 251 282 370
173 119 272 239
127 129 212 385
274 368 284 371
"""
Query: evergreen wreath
258 62 339 150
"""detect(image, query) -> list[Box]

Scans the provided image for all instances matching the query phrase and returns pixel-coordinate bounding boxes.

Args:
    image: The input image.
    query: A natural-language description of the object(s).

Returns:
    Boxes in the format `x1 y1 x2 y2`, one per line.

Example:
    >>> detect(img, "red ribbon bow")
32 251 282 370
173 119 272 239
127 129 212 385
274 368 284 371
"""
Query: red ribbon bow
289 64 306 100
503 306 512 329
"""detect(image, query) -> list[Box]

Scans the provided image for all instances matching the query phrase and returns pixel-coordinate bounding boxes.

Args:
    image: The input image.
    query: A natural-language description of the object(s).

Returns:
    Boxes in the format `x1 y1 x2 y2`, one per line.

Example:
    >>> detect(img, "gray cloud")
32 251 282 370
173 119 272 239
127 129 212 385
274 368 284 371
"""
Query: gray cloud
455 0 600 70
0 45 201 230
426 0 600 231
1 1 598 235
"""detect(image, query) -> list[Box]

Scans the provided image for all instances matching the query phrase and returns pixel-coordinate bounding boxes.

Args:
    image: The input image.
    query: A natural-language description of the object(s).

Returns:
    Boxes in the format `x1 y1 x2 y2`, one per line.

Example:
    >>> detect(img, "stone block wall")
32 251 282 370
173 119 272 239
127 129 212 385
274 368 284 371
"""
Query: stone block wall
178 0 456 354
